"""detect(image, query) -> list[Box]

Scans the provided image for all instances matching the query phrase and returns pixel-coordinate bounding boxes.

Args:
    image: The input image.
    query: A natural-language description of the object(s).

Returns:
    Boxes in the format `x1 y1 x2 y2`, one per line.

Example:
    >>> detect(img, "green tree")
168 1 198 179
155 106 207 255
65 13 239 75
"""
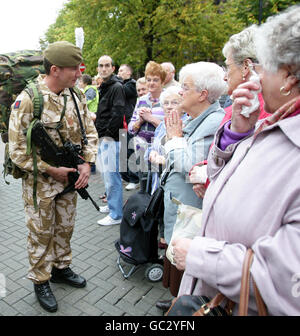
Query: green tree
231 0 299 26
42 0 298 77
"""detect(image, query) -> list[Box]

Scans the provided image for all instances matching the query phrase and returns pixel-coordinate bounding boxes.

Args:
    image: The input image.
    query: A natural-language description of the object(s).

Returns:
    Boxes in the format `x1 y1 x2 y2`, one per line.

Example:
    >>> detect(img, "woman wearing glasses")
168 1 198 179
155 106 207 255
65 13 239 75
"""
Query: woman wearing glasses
172 5 300 315
222 24 270 124
145 86 188 250
189 24 271 200
146 86 187 194
156 62 227 313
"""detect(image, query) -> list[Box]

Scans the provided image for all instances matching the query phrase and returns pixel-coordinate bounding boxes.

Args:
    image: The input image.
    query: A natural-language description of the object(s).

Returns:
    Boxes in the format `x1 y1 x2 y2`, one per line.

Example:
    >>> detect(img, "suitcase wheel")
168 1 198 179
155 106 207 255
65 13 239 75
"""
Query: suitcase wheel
145 263 164 282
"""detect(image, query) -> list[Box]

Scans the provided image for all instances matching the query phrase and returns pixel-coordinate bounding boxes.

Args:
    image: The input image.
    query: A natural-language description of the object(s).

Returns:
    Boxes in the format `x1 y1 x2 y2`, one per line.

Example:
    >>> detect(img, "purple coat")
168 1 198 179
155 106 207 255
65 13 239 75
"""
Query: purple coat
178 114 300 315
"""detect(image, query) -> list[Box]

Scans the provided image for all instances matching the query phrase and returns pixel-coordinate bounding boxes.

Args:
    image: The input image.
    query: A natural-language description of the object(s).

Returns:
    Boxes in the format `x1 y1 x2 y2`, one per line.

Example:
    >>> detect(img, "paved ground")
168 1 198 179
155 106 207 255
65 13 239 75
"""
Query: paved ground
0 139 171 316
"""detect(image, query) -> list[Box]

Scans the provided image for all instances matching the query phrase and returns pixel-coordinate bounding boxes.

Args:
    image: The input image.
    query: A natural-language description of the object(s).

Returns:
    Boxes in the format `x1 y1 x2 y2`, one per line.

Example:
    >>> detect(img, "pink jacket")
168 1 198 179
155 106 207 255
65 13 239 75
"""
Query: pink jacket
178 114 300 315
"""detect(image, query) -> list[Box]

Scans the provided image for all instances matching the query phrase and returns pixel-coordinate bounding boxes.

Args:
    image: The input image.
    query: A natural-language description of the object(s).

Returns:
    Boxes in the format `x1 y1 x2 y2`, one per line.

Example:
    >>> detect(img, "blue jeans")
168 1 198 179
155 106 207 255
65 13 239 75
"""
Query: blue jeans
98 139 123 220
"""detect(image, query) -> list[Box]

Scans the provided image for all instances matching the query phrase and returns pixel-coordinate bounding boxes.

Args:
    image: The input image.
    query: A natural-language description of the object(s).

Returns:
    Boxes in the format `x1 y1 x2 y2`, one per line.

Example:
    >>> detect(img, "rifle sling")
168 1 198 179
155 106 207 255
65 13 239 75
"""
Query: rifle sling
69 88 88 146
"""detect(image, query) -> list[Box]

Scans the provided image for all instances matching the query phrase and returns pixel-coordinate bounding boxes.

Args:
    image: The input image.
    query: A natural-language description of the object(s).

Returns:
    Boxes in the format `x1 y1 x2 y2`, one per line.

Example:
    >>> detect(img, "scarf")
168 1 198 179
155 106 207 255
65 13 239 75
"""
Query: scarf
254 96 300 137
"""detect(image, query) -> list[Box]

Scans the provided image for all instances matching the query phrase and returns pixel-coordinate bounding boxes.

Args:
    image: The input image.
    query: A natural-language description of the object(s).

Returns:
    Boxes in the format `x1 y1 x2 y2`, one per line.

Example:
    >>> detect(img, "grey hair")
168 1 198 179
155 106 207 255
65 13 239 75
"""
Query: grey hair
254 5 300 85
136 77 146 86
222 25 258 65
179 62 228 104
160 86 182 105
161 62 175 73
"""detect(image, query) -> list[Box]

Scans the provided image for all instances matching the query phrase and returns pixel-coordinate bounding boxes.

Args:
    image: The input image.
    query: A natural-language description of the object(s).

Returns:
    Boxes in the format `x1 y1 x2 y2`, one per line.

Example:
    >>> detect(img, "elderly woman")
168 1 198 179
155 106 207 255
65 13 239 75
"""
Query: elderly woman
156 62 227 312
172 5 300 316
221 24 270 124
146 86 187 194
145 86 187 249
190 25 271 199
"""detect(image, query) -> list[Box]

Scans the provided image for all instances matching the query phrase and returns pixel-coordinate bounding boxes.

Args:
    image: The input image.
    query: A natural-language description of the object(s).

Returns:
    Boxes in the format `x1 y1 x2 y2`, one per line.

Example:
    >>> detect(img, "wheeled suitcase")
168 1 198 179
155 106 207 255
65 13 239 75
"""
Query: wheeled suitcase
115 170 163 281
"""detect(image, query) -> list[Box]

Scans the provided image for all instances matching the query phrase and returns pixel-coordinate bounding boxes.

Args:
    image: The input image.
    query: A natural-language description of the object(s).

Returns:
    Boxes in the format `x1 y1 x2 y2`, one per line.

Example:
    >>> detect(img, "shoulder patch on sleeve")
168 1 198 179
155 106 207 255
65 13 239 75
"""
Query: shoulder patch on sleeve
14 100 21 109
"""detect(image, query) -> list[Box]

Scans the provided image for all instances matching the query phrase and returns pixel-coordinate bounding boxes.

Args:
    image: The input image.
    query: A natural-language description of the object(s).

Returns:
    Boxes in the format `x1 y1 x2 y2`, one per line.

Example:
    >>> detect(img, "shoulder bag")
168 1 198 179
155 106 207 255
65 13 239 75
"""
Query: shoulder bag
166 248 268 316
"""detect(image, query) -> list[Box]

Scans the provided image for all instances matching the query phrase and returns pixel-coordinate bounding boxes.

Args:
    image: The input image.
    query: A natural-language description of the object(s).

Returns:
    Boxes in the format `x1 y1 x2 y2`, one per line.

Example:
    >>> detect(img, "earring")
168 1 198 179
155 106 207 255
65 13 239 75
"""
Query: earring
280 86 291 96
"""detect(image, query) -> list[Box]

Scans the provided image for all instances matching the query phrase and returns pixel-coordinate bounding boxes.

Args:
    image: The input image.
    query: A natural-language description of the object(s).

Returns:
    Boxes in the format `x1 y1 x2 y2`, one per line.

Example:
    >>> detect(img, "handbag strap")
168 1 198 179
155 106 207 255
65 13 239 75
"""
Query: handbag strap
193 293 234 316
160 163 174 186
239 248 268 316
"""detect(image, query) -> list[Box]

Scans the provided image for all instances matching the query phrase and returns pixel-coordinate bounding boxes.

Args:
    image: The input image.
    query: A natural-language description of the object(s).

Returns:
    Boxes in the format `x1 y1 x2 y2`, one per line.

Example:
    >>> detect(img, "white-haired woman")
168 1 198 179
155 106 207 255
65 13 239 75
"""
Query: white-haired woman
147 86 187 194
156 62 226 313
145 86 188 249
221 24 270 124
172 5 300 316
190 25 271 200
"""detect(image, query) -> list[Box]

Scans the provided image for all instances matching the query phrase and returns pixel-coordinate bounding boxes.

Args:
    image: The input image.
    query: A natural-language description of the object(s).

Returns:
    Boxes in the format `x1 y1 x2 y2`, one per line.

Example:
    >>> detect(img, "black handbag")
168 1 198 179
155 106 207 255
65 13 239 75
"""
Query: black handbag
166 293 233 316
144 164 173 219
166 249 268 317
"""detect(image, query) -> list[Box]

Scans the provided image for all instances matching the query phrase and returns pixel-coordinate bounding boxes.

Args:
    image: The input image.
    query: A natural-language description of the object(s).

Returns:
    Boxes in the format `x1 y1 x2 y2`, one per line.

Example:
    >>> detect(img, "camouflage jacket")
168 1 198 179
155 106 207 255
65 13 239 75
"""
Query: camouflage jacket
8 75 99 202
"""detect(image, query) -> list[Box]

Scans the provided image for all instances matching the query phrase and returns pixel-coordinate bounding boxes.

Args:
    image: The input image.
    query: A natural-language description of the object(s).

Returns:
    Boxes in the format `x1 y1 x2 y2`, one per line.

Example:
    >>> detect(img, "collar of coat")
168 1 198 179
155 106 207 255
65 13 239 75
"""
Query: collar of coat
269 113 300 148
183 101 224 136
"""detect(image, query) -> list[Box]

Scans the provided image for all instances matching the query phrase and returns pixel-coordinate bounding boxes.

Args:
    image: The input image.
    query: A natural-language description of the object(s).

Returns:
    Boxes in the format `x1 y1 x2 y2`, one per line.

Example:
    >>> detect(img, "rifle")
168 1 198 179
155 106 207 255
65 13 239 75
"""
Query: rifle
29 120 99 211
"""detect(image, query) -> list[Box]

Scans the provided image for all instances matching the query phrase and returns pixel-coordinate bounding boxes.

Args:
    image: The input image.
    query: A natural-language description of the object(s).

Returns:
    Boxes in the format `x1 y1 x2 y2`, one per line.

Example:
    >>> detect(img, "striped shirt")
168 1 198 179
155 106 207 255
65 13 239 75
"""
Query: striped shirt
128 92 164 143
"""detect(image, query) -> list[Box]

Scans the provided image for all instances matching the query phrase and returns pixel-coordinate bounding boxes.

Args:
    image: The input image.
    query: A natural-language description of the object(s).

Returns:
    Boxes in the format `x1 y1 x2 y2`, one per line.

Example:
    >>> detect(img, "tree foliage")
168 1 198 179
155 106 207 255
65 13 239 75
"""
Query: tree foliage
42 0 298 77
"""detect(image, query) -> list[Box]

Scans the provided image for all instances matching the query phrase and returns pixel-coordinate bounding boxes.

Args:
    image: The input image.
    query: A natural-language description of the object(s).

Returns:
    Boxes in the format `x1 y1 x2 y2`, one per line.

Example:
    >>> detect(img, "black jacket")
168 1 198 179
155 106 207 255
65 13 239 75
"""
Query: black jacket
123 78 137 124
95 74 125 141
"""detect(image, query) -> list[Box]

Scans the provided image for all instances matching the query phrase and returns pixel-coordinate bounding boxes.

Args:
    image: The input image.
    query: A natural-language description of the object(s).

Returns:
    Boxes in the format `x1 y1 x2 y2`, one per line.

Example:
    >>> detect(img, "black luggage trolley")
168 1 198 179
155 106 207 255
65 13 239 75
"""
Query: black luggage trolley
114 170 164 282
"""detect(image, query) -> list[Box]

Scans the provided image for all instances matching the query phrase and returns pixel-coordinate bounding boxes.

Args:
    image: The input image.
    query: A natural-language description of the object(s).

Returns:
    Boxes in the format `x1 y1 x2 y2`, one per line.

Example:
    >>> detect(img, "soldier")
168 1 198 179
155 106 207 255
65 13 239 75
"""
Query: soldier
9 41 98 312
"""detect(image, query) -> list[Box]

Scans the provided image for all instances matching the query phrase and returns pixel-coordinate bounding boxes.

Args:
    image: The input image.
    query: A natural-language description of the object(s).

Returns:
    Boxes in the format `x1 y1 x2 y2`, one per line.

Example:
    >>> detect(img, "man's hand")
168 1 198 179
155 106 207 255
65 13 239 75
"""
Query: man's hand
75 162 91 189
46 166 77 184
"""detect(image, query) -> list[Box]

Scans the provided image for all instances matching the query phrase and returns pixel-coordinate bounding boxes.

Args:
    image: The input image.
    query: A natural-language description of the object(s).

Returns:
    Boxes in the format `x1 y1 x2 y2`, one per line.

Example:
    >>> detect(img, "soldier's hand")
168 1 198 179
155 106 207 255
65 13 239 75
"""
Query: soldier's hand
75 163 91 189
46 166 77 184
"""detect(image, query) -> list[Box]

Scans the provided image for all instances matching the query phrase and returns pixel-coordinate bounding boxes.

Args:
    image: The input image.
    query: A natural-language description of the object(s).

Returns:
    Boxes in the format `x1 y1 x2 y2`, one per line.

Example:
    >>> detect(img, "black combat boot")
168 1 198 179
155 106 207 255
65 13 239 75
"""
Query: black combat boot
34 281 58 312
50 266 87 288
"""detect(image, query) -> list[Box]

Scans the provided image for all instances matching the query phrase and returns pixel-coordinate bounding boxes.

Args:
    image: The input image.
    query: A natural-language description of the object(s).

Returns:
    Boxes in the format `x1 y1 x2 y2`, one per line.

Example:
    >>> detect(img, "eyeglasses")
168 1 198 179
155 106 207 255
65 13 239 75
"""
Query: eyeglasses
222 63 235 73
163 100 180 107
181 83 195 92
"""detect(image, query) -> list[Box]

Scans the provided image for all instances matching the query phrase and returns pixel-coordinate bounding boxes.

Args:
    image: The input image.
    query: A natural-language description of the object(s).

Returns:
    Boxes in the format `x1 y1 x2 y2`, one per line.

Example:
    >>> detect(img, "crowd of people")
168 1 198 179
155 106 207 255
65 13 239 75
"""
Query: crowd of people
8 5 300 315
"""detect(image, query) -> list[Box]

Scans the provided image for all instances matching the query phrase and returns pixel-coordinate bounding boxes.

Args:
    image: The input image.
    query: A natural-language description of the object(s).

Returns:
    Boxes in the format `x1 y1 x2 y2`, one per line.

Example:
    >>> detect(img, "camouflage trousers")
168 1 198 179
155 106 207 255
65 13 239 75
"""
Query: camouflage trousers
23 190 77 284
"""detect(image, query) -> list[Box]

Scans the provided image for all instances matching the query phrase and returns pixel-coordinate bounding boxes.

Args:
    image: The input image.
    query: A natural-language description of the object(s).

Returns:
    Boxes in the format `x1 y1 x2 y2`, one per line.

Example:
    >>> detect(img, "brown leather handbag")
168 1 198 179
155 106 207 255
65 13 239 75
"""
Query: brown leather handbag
166 248 268 316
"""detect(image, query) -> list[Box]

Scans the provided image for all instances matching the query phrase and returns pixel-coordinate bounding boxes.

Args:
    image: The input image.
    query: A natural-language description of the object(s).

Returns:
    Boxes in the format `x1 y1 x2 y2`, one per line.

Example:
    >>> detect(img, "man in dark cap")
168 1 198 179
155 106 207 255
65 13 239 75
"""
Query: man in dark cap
9 41 98 312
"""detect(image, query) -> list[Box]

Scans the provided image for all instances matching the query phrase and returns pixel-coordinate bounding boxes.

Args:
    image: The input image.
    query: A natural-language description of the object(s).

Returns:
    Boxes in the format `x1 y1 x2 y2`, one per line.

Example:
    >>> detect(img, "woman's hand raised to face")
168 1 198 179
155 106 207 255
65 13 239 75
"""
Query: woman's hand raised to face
165 109 183 140
231 81 261 134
